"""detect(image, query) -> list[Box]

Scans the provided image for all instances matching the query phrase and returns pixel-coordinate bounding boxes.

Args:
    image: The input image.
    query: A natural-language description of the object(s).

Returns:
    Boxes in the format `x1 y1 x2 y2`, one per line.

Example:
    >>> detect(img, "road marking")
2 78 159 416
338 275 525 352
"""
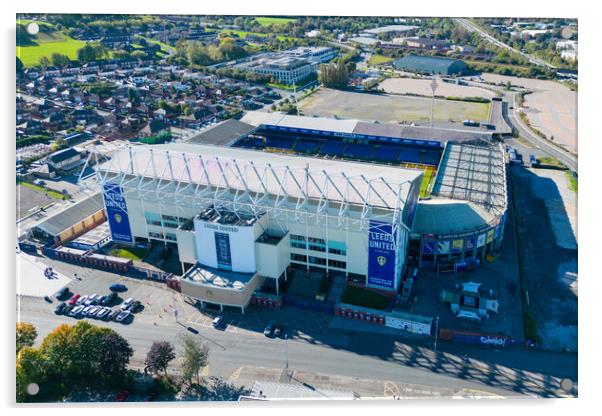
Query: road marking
230 366 243 381
383 381 400 397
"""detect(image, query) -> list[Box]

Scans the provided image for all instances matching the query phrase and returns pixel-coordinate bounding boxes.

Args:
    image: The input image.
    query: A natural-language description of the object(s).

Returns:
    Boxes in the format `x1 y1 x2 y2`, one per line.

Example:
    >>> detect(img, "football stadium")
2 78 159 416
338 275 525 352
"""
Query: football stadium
89 112 507 311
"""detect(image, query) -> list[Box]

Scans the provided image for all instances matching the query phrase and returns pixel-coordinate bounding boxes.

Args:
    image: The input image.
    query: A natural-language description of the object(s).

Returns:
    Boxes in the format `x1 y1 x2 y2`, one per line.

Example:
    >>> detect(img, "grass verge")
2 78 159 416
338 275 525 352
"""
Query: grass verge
109 247 148 261
341 285 390 310
565 170 578 192
19 181 68 200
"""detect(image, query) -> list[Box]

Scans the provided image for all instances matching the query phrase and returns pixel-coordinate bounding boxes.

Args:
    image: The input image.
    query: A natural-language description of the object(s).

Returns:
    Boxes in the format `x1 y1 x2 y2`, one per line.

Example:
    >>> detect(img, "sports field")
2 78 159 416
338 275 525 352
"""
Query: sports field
255 17 297 26
220 29 297 42
299 88 490 124
16 20 85 67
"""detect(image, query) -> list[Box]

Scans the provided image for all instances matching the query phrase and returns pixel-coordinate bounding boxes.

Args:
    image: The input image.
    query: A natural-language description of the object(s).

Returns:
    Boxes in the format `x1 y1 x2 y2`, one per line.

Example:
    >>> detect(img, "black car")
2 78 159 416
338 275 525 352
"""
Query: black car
127 300 141 313
54 302 66 314
99 292 117 306
54 287 69 299
62 304 74 315
264 322 275 337
273 325 285 338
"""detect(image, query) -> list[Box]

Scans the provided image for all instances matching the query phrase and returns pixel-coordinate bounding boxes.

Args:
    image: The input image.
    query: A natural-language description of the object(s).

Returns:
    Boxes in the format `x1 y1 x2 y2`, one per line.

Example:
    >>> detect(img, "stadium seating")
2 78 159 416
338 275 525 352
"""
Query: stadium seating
295 140 320 153
374 146 401 161
319 141 346 156
266 136 296 149
397 148 421 163
343 143 374 159
421 151 443 166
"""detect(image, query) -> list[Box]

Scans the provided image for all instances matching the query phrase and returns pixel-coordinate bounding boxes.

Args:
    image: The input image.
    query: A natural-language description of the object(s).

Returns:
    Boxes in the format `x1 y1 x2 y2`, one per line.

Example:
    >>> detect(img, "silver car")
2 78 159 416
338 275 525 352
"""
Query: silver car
69 305 84 316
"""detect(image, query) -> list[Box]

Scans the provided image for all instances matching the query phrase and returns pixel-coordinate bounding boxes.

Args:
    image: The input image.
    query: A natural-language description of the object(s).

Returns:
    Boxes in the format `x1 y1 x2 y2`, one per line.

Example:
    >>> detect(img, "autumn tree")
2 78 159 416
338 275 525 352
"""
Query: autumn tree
16 322 37 353
145 341 176 377
179 334 209 384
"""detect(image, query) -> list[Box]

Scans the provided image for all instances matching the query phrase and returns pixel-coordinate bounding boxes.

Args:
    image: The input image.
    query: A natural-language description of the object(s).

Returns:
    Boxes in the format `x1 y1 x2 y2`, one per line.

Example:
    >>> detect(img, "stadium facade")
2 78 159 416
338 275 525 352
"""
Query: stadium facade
90 112 507 310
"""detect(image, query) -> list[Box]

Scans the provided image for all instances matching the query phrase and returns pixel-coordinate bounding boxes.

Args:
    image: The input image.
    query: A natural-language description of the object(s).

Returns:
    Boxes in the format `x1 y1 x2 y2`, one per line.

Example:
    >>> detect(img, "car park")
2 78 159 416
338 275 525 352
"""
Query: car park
116 310 131 322
54 287 69 299
63 304 74 315
212 315 225 328
76 295 88 306
96 307 111 319
274 325 285 338
54 302 66 314
67 294 80 306
81 305 94 316
121 298 134 310
99 292 117 306
88 306 101 316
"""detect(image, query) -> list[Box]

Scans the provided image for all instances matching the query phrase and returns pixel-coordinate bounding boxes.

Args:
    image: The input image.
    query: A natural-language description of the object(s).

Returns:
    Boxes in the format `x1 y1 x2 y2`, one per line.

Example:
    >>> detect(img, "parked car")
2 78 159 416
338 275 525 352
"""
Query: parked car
96 307 111 319
76 295 88 306
99 292 117 306
69 305 84 316
67 294 80 306
85 294 98 306
81 305 94 316
127 300 141 313
88 306 101 316
63 304 74 315
54 287 69 299
121 298 134 310
108 309 121 321
54 302 66 314
273 324 285 338
212 315 225 328
116 310 131 322
110 283 127 292
264 322 275 337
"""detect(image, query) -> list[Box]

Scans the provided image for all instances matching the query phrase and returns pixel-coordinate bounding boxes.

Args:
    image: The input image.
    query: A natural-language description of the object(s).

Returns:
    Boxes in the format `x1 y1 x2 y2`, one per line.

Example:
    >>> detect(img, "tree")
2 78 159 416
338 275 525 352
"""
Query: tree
38 56 51 70
98 331 133 379
179 334 209 384
50 137 66 152
51 53 71 68
16 57 24 74
16 347 47 402
145 341 175 377
16 323 37 353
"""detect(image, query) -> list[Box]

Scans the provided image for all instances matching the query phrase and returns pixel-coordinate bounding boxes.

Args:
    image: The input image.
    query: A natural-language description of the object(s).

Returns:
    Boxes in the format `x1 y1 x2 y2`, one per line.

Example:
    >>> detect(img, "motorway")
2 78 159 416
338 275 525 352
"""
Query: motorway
454 18 556 69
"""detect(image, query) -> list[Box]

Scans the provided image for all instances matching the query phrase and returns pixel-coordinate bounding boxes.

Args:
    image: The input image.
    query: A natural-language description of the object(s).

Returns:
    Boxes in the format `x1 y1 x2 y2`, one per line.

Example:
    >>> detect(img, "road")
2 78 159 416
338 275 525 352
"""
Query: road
505 91 577 171
16 254 577 398
454 18 556 70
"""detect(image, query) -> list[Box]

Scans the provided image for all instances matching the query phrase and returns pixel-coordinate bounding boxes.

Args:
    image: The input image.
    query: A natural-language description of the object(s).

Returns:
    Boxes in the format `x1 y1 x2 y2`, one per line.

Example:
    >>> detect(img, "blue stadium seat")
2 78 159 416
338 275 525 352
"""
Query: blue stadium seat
267 136 296 149
397 148 421 163
319 141 346 155
374 146 401 161
343 143 374 159
295 140 320 153
421 151 442 166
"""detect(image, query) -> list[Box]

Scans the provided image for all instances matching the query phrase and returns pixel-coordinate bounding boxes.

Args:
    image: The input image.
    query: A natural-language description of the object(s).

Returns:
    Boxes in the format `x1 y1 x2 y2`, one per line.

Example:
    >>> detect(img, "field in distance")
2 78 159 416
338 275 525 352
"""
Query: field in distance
299 88 491 124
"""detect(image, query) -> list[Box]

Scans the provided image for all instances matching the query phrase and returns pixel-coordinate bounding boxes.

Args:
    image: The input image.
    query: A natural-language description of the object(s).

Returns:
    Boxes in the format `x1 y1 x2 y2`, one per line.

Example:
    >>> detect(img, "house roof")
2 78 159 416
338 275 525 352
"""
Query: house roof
34 193 104 237
48 147 80 164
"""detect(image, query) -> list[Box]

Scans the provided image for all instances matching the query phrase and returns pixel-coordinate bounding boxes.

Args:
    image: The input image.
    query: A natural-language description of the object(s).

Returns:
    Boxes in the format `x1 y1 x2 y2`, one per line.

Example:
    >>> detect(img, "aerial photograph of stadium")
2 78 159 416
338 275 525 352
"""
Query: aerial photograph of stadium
14 6 578 406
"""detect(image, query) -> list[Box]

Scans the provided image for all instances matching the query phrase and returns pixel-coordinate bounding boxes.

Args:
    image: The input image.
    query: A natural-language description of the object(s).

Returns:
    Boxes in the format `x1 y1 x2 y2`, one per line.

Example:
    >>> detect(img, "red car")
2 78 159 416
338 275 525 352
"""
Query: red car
67 294 80 306
116 389 129 402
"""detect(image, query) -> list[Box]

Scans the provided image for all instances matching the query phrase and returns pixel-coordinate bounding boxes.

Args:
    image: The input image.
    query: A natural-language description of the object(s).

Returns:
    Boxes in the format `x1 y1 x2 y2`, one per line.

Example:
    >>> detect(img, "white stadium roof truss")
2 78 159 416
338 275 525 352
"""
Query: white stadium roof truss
87 145 416 233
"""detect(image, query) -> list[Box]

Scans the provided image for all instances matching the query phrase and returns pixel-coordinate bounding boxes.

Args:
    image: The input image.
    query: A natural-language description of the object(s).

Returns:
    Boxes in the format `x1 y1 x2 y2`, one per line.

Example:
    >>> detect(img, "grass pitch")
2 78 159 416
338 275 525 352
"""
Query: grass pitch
255 17 297 26
17 20 85 67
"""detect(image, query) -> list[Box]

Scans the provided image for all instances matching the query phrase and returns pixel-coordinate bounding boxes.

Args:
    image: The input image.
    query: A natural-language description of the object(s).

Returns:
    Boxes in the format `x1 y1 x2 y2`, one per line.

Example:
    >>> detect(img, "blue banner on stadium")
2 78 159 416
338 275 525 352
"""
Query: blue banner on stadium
103 183 133 244
367 220 397 289
215 232 232 269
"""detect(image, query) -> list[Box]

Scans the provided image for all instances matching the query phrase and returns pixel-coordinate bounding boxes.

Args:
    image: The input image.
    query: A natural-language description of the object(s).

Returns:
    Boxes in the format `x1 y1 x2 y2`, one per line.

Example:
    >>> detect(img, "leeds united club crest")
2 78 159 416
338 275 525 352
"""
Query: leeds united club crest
114 213 122 223
377 256 387 266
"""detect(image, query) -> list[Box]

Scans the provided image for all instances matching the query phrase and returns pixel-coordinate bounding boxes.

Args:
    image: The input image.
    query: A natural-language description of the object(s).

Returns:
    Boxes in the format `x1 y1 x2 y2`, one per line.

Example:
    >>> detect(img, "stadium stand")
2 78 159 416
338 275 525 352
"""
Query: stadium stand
266 136 296 149
398 148 421 163
320 141 347 155
342 143 374 159
295 140 320 153
373 146 401 161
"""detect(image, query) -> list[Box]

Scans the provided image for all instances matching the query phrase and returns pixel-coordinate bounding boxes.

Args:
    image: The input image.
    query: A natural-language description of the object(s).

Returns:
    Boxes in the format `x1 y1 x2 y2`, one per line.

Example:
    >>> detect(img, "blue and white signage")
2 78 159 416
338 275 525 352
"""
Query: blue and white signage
103 183 133 244
367 220 397 289
214 232 232 269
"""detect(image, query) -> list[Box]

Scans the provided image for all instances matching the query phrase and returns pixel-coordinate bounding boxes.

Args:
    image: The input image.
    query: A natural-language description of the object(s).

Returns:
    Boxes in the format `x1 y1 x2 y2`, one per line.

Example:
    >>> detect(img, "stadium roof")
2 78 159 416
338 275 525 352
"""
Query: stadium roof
412 199 494 236
93 143 422 226
241 111 493 144
431 143 507 216
364 25 419 34
34 193 104 237
183 263 255 291
186 119 256 146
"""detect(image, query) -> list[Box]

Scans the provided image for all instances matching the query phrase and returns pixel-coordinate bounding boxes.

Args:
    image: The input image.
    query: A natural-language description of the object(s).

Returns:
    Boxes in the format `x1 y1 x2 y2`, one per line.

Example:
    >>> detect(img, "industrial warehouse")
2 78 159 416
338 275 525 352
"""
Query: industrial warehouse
80 111 507 312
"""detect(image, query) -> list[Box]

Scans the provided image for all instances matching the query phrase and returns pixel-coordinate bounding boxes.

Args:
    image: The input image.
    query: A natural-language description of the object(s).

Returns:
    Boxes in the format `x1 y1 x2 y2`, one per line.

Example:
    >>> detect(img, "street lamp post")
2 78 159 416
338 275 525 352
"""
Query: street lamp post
284 333 289 369
430 77 438 128
433 316 440 352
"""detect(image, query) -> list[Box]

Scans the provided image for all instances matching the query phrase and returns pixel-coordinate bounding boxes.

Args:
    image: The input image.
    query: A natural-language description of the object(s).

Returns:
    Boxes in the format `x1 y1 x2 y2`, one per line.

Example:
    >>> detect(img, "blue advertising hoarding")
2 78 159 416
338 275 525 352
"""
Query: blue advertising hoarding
367 220 397 289
103 183 133 244
214 232 232 269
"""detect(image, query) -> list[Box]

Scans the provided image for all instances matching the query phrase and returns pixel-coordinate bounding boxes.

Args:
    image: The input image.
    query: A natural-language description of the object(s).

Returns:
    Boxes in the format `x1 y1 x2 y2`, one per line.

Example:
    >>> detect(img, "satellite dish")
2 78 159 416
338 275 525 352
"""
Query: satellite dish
27 22 40 35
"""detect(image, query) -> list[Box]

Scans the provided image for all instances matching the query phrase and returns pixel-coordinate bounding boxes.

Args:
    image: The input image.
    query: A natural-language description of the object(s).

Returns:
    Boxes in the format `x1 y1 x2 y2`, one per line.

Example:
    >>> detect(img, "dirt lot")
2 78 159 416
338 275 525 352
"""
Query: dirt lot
379 78 496 99
481 74 577 154
299 88 490 124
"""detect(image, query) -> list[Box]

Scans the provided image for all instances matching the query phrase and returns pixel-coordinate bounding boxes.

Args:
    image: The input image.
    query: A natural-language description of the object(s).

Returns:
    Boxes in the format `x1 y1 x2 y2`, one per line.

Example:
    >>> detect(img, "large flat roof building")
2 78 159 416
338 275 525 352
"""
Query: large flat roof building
393 55 467 75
